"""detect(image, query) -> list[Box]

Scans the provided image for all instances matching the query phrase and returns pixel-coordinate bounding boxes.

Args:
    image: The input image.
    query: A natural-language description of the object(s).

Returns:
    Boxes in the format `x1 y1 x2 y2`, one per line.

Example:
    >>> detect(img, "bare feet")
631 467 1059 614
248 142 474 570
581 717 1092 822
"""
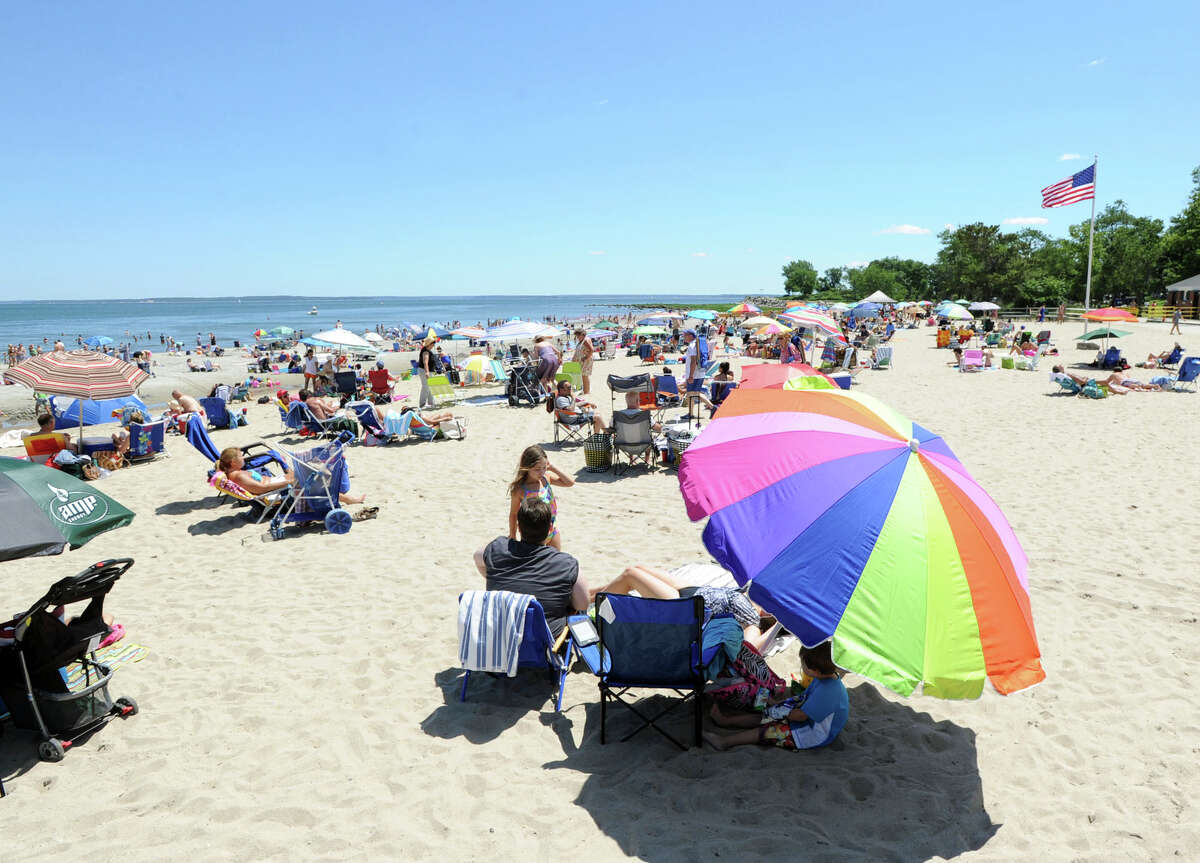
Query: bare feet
709 703 731 727
341 493 366 505
702 731 729 751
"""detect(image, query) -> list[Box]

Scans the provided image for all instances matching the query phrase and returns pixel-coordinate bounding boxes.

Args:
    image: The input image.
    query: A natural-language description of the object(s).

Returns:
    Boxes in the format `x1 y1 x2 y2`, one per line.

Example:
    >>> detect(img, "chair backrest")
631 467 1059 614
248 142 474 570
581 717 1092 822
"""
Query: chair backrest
408 412 438 440
334 371 358 395
203 360 214 371
349 402 384 434
283 401 306 430
606 373 653 394
962 349 984 366
184 414 220 461
595 593 703 684
24 432 68 459
1103 346 1121 366
841 348 856 370
1036 330 1051 344
367 368 391 393
1057 378 1081 392
1177 357 1200 382
638 343 653 360
209 470 258 503
655 375 681 397
128 421 165 458
711 380 738 405
875 346 893 364
214 384 231 402
199 397 229 425
611 409 651 448
1166 346 1183 364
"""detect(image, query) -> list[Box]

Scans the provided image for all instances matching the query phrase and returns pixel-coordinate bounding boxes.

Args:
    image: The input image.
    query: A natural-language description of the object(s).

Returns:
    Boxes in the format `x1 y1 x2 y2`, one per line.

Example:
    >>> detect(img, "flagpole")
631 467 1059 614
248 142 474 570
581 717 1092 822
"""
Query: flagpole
1082 155 1098 332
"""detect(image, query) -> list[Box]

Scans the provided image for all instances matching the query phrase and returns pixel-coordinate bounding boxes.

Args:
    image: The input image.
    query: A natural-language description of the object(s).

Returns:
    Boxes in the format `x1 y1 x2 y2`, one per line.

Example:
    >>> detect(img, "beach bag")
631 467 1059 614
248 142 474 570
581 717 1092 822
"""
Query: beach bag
583 433 612 472
1080 382 1107 399
439 417 467 440
94 450 127 471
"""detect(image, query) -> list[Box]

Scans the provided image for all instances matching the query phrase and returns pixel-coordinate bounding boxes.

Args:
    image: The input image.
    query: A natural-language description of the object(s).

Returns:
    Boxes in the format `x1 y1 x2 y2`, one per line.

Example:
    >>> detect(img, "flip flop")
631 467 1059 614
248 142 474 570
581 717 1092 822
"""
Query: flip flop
353 506 380 522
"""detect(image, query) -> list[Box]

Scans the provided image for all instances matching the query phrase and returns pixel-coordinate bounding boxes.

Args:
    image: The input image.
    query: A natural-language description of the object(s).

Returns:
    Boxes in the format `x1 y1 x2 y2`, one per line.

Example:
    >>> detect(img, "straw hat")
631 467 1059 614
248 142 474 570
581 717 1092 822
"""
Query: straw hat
423 334 437 344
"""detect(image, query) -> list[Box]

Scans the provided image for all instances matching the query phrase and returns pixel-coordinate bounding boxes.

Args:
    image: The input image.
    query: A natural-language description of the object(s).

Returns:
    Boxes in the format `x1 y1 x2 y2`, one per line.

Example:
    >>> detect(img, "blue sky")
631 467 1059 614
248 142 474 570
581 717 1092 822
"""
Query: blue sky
2 1 1197 299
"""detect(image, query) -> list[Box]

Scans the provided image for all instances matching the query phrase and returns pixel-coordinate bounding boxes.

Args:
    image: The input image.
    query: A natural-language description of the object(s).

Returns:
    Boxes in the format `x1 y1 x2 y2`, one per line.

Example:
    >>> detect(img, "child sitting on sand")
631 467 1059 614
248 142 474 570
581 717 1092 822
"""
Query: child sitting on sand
704 641 849 752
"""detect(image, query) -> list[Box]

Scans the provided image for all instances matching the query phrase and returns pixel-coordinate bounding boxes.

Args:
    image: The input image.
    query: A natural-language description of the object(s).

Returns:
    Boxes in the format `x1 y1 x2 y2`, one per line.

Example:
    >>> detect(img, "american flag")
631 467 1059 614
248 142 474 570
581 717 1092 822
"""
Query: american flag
1041 164 1096 208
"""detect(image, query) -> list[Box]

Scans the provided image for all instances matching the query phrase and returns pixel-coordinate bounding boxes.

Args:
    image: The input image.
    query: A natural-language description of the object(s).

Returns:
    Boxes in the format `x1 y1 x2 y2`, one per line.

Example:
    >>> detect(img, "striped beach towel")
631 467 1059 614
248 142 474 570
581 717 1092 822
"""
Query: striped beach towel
457 590 532 677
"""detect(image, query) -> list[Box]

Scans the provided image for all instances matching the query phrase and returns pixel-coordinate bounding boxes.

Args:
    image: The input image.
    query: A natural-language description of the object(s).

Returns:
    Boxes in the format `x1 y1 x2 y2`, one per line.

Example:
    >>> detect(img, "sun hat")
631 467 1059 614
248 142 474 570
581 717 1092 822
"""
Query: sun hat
423 334 437 344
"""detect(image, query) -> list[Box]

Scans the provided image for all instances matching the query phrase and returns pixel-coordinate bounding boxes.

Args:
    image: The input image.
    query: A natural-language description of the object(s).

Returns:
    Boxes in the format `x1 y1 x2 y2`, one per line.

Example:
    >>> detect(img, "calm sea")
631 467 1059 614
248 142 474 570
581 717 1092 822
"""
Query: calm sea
0 293 746 349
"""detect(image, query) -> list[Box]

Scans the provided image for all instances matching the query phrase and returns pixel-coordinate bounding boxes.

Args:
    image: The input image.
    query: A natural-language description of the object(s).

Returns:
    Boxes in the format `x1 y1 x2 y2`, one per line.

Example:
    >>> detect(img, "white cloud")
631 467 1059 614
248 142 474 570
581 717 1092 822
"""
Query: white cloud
1002 217 1050 226
846 261 869 269
595 98 609 106
877 224 930 235
1059 153 1081 161
691 252 709 257
1086 58 1105 67
587 250 606 256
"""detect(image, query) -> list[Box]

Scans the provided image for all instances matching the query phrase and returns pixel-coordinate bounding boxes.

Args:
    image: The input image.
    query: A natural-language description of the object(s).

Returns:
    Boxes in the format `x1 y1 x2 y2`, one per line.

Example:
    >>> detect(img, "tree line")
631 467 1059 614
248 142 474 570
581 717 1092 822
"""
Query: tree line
781 164 1200 306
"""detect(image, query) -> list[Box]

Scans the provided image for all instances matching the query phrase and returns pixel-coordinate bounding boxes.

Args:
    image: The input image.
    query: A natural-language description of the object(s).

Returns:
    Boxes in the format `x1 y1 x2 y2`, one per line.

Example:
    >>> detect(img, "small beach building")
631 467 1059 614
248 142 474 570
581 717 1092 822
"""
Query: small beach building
1165 273 1200 317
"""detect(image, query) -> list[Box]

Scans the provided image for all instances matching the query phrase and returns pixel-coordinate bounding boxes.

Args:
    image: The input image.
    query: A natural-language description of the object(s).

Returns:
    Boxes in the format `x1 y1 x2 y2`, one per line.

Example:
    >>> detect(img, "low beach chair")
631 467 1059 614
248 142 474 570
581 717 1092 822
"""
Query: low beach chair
127 420 165 462
334 371 360 401
209 470 284 523
427 374 457 406
348 402 390 442
553 405 589 446
872 345 894 370
457 591 573 712
960 349 984 372
23 432 70 465
1054 377 1083 396
556 361 584 392
1035 330 1052 347
183 414 285 477
654 374 682 414
710 380 738 411
586 593 705 749
1170 357 1200 392
199 397 234 430
289 401 341 438
611 409 655 474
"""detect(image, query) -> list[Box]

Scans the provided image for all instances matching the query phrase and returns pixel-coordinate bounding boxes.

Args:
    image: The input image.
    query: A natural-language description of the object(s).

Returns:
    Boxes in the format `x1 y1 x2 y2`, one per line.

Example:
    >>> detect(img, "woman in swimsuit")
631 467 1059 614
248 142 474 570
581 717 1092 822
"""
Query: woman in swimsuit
217 448 295 496
507 444 574 550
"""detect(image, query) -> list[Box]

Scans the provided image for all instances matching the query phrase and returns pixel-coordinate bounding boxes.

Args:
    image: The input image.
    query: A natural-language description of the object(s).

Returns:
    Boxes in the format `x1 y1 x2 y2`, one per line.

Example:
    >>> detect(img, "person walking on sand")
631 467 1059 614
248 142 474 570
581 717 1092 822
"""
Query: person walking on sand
1056 303 1065 324
572 328 594 395
1170 306 1182 335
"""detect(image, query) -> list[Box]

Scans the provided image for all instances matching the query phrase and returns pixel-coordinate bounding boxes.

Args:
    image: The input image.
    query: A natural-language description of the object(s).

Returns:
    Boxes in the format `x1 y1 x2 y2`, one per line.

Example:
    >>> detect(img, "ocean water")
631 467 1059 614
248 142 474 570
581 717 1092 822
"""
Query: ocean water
0 294 746 348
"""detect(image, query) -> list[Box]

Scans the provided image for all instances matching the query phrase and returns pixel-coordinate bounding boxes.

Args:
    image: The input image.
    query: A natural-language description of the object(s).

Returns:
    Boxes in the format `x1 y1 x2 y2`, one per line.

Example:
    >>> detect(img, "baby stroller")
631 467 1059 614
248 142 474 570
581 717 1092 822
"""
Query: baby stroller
0 559 138 769
506 362 542 407
268 431 356 540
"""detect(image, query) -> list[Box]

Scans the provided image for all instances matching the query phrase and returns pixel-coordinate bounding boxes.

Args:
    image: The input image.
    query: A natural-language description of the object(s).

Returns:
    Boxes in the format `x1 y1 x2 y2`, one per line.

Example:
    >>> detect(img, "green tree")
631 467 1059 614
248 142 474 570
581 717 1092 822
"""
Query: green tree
1162 165 1200 286
868 257 931 300
781 259 819 295
931 223 1024 304
818 266 845 294
845 263 904 300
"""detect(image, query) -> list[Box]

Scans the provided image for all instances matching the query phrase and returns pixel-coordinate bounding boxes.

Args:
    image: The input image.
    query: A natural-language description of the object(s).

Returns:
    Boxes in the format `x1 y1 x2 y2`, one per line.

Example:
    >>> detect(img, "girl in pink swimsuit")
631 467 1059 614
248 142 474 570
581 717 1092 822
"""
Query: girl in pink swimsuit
507 444 574 550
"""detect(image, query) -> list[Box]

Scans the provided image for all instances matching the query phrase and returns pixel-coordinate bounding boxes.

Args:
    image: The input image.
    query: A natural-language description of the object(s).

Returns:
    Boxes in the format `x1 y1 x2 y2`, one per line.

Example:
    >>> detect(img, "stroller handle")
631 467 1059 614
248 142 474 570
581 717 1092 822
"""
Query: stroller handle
39 557 134 610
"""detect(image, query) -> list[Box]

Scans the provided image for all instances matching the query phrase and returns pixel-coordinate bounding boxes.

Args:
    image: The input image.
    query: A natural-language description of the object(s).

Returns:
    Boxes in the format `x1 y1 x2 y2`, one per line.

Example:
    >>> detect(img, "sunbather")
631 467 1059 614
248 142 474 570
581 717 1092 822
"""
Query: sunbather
217 447 295 496
36 412 130 456
1139 343 1182 368
299 389 359 434
588 564 776 652
703 641 849 752
1009 336 1036 355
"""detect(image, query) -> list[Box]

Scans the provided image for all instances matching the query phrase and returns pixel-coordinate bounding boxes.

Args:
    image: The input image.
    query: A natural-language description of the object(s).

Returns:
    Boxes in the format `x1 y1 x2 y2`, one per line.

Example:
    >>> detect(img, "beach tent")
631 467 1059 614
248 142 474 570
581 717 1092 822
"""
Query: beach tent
860 290 896 304
49 395 150 430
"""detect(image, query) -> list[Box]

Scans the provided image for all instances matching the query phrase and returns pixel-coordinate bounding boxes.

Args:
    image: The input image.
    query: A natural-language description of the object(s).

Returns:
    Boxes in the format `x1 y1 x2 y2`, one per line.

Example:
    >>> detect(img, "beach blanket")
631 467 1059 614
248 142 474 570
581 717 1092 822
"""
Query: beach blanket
0 642 148 721
458 590 532 677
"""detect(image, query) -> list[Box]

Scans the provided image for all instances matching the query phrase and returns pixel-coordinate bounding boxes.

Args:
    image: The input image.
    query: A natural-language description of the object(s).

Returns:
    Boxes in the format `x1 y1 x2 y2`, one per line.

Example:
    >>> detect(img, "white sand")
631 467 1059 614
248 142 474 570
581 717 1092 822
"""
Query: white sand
1 323 1197 860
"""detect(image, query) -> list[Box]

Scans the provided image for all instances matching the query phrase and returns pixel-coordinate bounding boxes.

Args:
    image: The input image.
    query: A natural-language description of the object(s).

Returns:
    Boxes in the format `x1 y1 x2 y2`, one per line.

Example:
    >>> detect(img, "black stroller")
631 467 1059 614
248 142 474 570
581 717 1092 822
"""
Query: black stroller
506 362 542 407
0 558 138 768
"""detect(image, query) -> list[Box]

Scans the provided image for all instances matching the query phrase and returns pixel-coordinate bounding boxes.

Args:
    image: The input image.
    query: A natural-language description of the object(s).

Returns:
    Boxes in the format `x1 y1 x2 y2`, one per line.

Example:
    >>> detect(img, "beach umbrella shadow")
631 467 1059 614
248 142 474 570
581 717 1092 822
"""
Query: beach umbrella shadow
420 667 564 745
538 683 999 862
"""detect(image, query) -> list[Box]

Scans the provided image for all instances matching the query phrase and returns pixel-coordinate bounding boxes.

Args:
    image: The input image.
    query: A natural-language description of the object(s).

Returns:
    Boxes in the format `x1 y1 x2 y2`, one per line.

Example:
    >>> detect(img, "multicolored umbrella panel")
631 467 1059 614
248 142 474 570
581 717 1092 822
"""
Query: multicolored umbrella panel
2 350 149 400
779 309 847 342
751 322 792 338
739 363 836 391
0 458 135 562
1082 307 1138 322
676 387 1043 699
727 302 761 316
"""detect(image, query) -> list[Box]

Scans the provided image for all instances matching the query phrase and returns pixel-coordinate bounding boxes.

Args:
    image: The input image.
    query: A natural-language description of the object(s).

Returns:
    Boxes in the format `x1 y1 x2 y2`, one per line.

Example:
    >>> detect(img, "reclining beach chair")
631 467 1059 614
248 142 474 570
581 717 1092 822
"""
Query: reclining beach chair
584 593 705 749
267 431 356 540
427 374 457 406
1099 346 1122 370
611 409 655 474
959 349 984 372
710 380 738 411
1160 345 1184 369
555 361 584 392
654 374 682 417
209 470 286 522
126 420 165 462
183 414 286 477
1054 377 1083 396
199 397 234 430
1035 330 1052 347
348 402 393 442
1170 357 1200 392
457 591 573 712
288 401 341 438
871 345 894 370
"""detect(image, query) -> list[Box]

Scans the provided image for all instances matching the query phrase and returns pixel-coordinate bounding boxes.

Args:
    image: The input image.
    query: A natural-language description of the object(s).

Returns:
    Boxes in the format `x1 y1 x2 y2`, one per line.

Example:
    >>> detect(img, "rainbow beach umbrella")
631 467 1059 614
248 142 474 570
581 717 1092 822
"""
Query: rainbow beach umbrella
727 302 761 316
677 387 1044 699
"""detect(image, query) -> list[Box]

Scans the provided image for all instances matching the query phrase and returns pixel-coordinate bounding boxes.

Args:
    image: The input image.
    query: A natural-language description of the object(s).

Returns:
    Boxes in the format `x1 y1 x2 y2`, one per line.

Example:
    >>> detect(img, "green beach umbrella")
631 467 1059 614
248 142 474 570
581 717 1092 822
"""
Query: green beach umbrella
267 326 294 338
0 459 135 562
1079 327 1131 341
594 320 620 329
632 325 670 336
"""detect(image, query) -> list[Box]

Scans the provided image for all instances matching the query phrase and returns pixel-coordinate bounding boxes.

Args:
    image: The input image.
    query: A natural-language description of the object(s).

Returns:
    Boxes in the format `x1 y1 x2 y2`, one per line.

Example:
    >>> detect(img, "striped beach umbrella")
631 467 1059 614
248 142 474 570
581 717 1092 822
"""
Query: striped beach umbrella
779 309 845 340
1082 307 1137 322
2 350 148 400
727 302 761 316
677 387 1043 699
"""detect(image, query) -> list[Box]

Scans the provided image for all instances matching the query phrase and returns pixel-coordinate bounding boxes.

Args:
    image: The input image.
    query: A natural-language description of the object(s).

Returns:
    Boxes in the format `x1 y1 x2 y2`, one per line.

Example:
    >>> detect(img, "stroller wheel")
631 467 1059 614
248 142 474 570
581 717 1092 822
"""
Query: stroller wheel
325 508 353 535
115 696 139 717
37 738 66 763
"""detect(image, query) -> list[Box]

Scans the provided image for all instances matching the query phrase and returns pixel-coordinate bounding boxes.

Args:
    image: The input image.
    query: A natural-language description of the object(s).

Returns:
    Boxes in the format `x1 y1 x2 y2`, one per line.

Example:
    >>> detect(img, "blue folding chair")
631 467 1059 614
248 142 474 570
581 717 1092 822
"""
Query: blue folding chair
127 420 165 461
585 593 706 749
1100 346 1123 370
1171 357 1200 392
199 397 233 430
288 401 341 438
654 374 682 408
1161 345 1184 369
183 414 286 476
457 591 573 711
710 380 739 409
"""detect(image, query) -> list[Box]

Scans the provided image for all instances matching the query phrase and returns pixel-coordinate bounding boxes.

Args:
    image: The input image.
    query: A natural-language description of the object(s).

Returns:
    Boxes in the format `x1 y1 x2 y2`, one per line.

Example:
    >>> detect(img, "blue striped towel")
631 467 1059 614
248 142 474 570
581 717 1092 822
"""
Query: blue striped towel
458 590 532 677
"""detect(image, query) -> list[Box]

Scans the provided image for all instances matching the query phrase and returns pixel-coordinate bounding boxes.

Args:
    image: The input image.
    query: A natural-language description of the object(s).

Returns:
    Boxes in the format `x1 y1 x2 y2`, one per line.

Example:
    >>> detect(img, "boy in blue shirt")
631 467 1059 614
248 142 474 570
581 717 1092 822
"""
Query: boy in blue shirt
704 641 849 751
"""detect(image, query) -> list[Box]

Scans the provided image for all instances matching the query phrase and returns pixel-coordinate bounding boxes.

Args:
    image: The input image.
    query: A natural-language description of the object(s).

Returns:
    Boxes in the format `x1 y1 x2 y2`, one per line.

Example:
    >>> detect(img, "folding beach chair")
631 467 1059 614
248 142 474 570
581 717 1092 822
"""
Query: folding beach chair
183 414 286 477
1054 377 1083 396
553 406 589 446
209 470 285 522
1035 330 1052 347
611 409 655 474
654 374 682 412
1170 357 1200 392
555 361 584 392
606 372 654 415
1161 345 1184 369
427 374 457 406
959 349 984 372
23 433 70 465
199 397 235 430
710 380 738 411
334 371 360 400
585 593 705 749
1099 347 1123 370
126 420 165 462
871 345 894 370
457 591 573 712
289 401 341 438
347 402 393 442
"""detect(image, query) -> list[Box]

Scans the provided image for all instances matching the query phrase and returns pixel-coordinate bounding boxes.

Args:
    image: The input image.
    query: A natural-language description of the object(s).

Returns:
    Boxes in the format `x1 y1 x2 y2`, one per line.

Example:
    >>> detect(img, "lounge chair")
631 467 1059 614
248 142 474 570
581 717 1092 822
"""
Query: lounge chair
457 591 573 712
1169 357 1200 392
127 420 165 462
1160 345 1184 369
1054 378 1083 396
209 470 285 523
23 432 70 465
872 345 894 370
584 593 705 749
1035 330 1052 347
1097 346 1123 370
287 401 342 438
183 413 286 477
611 409 655 474
556 361 584 392
959 349 984 372
347 402 393 442
427 374 457 406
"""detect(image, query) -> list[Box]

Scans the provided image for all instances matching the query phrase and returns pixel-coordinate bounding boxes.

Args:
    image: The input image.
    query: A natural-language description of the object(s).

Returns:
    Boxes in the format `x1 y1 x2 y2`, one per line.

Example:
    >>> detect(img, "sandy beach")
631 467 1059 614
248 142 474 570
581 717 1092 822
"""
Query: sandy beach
1 322 1198 861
